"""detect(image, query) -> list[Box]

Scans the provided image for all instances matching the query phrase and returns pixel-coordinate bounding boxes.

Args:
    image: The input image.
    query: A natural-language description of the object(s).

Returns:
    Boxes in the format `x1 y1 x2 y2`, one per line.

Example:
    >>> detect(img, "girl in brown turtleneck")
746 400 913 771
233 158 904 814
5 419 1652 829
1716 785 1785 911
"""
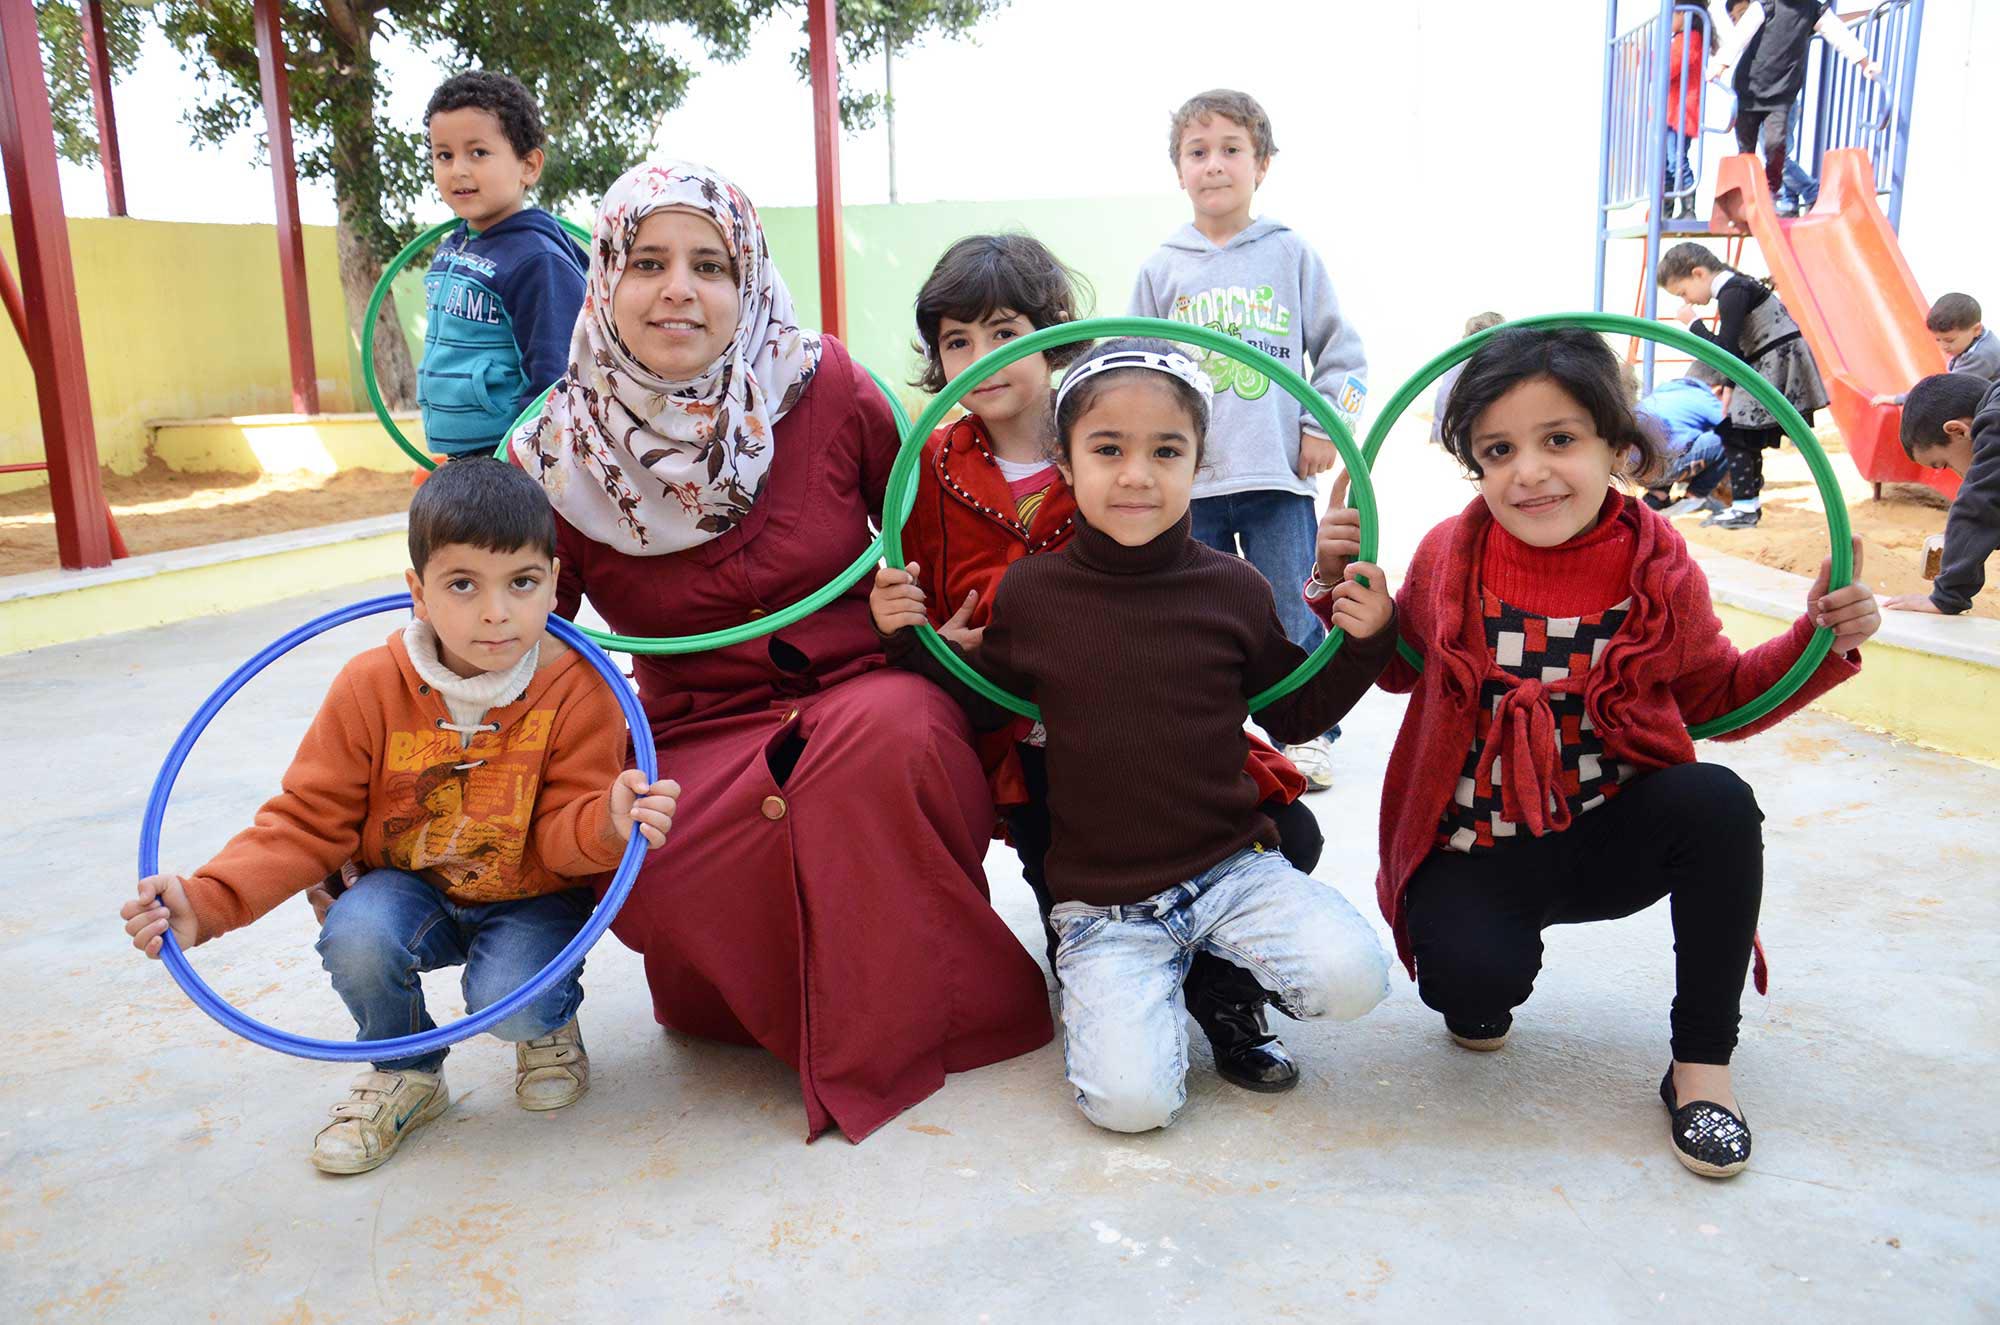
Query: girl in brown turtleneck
875 337 1398 1133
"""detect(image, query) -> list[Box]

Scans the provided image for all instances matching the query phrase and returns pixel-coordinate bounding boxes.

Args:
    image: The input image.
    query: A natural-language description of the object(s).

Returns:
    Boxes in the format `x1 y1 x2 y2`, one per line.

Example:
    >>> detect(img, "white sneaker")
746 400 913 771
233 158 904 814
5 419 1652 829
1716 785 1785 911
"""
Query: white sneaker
1283 737 1336 794
516 1017 589 1111
309 1068 449 1175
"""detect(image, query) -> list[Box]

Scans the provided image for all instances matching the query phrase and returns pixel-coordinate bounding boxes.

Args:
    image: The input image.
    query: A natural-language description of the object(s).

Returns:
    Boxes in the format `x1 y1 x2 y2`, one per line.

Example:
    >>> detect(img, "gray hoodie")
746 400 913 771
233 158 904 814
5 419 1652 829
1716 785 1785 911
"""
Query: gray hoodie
1129 217 1367 501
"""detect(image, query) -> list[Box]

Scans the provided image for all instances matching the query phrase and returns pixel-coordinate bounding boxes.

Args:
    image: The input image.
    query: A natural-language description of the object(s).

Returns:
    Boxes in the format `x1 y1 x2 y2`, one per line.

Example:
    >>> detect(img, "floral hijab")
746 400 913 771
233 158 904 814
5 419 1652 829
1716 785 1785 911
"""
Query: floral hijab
513 161 821 554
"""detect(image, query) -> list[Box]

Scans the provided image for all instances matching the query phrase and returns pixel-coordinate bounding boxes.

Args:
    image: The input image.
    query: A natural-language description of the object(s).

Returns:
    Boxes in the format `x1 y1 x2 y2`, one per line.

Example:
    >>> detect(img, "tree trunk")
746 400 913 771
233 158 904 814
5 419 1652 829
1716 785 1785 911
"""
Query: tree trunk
337 214 417 410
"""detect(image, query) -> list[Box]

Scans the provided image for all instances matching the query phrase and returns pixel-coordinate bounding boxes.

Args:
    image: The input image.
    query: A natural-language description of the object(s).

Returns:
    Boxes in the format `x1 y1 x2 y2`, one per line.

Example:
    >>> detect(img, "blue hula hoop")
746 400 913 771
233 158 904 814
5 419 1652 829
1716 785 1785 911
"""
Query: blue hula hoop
139 594 658 1062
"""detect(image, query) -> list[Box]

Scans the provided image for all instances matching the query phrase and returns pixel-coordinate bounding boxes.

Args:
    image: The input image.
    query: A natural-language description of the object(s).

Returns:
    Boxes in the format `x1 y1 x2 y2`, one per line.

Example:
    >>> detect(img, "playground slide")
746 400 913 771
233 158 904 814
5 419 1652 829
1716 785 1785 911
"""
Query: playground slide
1713 147 1958 500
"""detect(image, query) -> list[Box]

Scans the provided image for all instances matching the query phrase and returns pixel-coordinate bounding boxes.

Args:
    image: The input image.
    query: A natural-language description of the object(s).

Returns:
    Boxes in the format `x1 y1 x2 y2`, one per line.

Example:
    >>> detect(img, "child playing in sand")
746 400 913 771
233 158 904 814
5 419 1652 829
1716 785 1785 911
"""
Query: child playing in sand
1658 242 1828 531
119 459 678 1173
1884 372 2000 615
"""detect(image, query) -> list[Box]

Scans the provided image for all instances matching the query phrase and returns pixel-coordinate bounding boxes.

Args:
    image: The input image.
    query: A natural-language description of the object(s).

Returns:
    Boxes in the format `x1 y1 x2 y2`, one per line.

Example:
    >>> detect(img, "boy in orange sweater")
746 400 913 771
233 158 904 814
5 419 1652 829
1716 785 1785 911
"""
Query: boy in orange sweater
118 458 678 1175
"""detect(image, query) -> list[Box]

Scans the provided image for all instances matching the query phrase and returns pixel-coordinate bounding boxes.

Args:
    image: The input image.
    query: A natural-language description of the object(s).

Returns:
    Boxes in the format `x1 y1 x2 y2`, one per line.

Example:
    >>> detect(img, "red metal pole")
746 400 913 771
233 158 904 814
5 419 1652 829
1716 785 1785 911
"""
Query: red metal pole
806 0 847 342
253 0 319 414
0 246 27 347
0 0 112 569
80 0 125 216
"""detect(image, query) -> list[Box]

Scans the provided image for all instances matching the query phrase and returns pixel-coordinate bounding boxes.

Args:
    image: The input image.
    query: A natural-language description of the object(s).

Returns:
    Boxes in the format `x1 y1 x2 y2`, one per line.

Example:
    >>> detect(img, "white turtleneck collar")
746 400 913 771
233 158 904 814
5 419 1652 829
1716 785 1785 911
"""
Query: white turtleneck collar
402 618 541 746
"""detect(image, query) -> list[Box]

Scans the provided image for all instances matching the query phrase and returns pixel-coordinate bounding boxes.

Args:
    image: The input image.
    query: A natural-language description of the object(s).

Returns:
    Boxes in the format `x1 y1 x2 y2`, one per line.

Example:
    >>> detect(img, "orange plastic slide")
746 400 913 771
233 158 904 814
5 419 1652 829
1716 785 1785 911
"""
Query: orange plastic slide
1713 147 1957 500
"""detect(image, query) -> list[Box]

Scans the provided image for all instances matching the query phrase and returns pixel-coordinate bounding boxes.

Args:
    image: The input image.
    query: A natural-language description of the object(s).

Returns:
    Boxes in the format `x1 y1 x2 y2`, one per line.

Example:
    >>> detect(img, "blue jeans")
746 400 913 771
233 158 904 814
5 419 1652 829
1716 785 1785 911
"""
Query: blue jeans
1050 846 1389 1132
316 867 591 1073
1664 130 1695 197
1189 489 1338 743
1665 431 1727 497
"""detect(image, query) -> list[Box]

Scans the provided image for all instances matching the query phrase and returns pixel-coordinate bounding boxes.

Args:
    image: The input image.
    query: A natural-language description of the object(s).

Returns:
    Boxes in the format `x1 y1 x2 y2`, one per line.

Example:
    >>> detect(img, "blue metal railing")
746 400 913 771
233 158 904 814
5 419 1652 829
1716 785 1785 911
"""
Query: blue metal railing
1802 0 1925 229
1594 0 1927 388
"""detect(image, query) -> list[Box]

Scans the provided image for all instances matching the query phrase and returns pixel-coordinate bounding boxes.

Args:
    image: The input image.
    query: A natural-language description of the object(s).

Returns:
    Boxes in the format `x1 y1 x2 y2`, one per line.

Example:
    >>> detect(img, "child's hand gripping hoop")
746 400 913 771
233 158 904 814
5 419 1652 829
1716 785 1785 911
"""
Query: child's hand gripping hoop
362 216 596 472
878 315 1383 721
491 367 914 657
138 594 659 1062
1362 312 1854 740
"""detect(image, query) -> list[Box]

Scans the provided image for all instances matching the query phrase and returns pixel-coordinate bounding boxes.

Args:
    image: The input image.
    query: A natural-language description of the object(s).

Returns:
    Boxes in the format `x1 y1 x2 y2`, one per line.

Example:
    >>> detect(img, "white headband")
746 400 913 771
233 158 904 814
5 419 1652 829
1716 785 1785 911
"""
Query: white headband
1053 347 1214 423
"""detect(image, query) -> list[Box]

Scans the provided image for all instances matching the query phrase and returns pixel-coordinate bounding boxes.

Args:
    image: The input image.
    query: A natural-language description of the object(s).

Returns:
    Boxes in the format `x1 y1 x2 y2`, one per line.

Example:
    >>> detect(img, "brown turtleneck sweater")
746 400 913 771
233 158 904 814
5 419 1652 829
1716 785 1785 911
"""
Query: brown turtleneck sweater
888 512 1397 907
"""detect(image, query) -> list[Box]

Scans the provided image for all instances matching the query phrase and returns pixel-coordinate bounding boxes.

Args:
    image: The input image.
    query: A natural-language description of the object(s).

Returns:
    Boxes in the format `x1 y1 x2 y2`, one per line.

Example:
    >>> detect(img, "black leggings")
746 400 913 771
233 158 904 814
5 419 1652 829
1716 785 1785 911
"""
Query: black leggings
1006 744 1324 998
1404 762 1763 1065
1718 421 1781 503
1735 105 1791 198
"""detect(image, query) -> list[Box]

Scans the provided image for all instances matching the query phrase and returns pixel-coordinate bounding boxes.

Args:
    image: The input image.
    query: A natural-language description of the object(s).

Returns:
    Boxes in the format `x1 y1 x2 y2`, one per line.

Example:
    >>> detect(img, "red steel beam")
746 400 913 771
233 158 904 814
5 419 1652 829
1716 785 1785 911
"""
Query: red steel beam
0 0 112 569
252 0 319 414
80 0 125 216
806 0 847 342
0 245 27 347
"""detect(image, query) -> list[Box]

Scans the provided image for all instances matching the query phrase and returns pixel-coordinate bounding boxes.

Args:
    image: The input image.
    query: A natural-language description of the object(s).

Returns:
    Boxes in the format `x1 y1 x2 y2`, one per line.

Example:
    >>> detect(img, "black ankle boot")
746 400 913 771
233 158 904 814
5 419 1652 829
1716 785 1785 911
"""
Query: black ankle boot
1186 954 1298 1093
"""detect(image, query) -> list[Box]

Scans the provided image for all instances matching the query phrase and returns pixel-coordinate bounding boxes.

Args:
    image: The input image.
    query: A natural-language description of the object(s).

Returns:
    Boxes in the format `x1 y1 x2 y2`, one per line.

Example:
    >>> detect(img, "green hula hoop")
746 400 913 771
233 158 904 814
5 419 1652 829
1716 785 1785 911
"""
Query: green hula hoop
880 315 1381 722
362 215 594 471
1363 312 1852 741
492 355 913 657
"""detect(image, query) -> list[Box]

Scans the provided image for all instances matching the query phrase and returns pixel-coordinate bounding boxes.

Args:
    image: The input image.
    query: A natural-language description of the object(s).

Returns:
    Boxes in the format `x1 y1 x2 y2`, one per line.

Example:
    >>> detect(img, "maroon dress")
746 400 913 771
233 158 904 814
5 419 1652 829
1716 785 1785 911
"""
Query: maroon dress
551 338 1053 1141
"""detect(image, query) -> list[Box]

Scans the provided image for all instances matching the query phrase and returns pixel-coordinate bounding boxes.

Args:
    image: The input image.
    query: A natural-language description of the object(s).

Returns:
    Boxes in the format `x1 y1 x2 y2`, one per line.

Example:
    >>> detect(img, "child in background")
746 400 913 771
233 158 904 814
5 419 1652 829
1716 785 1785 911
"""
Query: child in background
1637 361 1731 514
877 338 1397 1133
1658 241 1827 530
1883 372 2000 615
1130 89 1369 793
1875 294 2000 408
1431 312 1507 446
903 235 1322 1093
118 459 679 1174
1707 1 1878 205
1664 10 1715 220
1321 327 1877 1177
419 72 588 460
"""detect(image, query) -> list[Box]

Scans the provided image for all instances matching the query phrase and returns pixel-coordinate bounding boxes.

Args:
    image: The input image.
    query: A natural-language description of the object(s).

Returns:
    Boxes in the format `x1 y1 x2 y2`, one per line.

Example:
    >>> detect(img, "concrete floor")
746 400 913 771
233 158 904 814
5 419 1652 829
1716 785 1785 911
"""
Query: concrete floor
3 575 1996 1323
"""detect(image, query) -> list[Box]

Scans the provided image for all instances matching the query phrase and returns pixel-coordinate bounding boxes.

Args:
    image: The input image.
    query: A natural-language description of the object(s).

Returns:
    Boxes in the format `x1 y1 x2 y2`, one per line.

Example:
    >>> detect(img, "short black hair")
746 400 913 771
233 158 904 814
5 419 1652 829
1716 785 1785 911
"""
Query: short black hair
1053 337 1209 467
1926 292 1982 334
1439 327 1665 483
1900 372 1987 457
1657 241 1730 287
1169 89 1277 164
912 234 1093 393
407 456 557 575
425 71 547 159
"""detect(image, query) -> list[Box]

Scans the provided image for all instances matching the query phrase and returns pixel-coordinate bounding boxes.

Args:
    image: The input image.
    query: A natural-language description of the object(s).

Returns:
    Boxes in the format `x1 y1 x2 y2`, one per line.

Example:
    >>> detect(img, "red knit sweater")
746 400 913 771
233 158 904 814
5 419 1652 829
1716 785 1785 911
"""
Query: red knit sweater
1313 491 1863 979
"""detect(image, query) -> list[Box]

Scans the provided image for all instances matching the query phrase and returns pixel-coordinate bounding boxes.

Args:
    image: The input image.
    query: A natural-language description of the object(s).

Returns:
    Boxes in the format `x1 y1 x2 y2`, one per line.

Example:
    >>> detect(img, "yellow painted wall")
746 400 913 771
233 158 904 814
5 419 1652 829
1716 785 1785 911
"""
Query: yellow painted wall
0 216 358 493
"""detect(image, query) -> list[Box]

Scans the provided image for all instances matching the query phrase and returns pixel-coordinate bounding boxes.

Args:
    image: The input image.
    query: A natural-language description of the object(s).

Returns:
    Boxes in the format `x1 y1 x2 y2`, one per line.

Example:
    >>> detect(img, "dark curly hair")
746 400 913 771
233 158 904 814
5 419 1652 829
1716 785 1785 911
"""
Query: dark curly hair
1439 327 1665 485
425 71 547 159
1900 371 1987 458
911 234 1093 394
1053 337 1209 467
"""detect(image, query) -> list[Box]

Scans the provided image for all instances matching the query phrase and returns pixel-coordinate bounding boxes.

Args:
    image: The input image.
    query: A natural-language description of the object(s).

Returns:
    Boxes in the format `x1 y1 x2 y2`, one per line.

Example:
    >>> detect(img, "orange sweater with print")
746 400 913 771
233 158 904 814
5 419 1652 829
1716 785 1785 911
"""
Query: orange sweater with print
182 629 630 942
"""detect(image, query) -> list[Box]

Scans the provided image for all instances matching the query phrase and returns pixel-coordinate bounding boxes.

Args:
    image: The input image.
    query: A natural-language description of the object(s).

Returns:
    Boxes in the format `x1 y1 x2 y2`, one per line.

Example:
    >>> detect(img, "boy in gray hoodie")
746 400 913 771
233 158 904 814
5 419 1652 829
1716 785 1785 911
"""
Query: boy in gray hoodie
1129 88 1367 790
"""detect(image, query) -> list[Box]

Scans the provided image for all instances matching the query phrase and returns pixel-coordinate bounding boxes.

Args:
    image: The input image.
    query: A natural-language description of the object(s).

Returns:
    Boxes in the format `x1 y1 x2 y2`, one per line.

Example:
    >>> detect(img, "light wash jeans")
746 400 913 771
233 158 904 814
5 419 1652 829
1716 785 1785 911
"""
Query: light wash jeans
1050 845 1389 1133
316 867 591 1073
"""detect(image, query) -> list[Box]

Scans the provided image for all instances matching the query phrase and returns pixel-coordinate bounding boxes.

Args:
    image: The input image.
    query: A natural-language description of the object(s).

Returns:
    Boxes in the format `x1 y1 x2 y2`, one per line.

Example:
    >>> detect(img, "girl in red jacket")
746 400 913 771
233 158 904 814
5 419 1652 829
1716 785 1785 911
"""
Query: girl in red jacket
902 234 1321 1094
1311 326 1880 1177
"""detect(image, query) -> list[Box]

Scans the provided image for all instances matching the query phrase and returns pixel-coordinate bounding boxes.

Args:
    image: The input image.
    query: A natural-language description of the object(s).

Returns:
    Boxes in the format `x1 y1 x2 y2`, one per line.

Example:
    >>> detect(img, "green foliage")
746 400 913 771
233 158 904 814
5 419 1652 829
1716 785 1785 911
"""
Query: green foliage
33 1 146 165
34 1 1008 267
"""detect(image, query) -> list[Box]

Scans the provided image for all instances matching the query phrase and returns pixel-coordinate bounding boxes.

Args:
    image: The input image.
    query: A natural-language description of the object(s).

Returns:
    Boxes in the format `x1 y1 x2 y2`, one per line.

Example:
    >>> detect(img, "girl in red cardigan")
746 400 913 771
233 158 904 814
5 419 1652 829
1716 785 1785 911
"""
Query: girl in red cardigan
1311 327 1880 1178
903 235 1320 1093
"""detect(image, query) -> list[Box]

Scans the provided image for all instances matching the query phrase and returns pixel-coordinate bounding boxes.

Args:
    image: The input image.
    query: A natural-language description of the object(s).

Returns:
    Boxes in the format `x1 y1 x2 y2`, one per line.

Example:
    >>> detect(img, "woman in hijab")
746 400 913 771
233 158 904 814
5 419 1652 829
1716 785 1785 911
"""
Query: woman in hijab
513 161 1051 1142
